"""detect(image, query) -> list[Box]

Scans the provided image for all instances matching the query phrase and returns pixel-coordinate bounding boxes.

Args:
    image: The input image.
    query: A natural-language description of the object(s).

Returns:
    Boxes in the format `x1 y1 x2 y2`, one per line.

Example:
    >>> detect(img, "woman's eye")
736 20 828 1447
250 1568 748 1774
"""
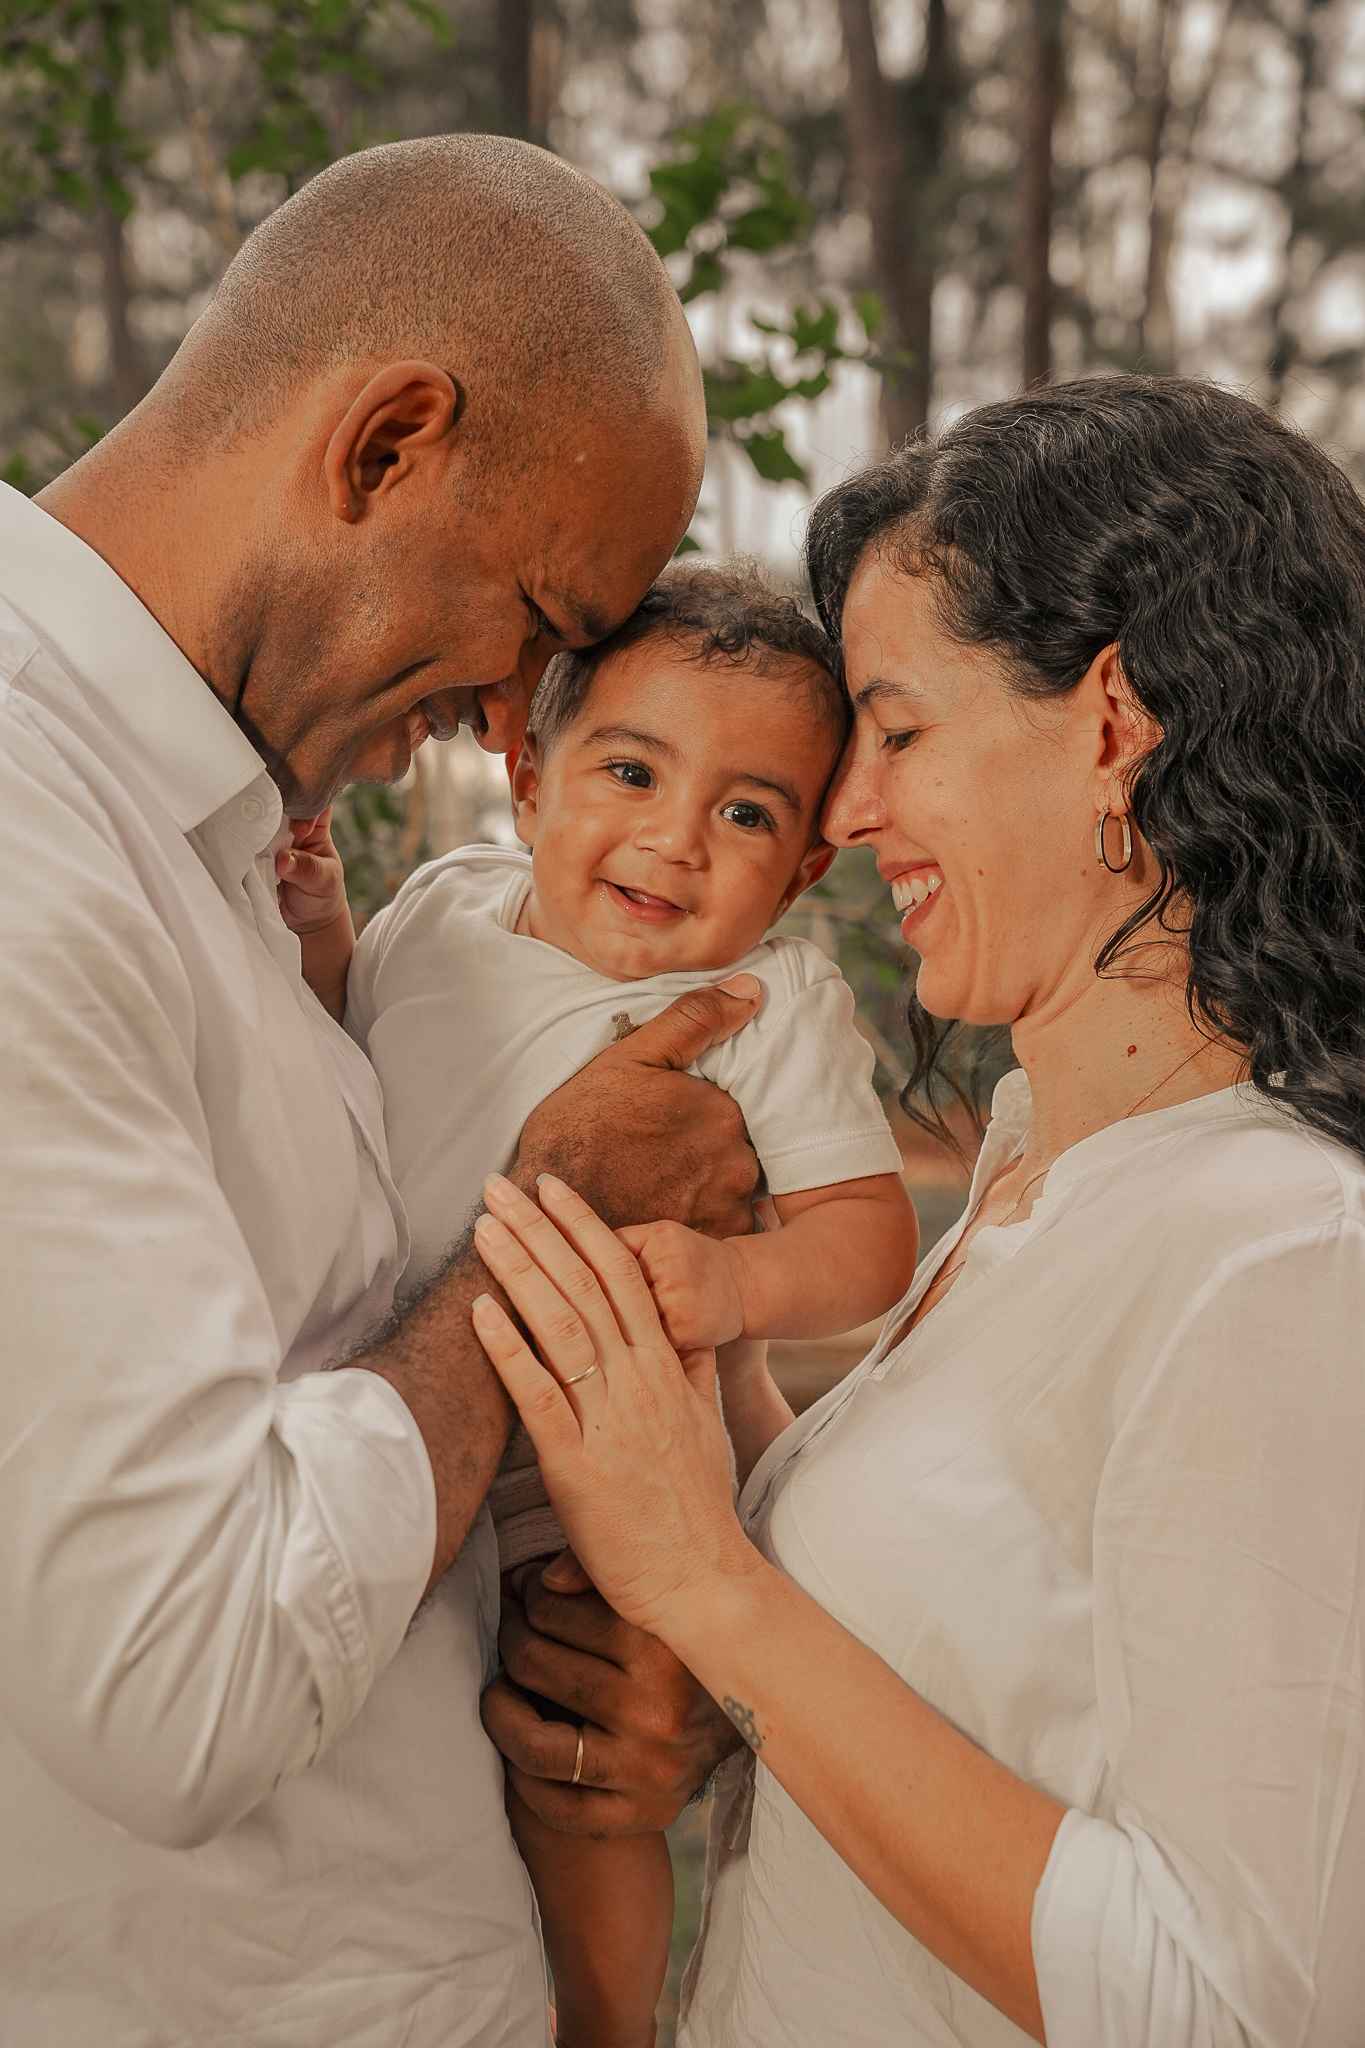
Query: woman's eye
721 800 773 832
879 728 920 754
606 759 653 789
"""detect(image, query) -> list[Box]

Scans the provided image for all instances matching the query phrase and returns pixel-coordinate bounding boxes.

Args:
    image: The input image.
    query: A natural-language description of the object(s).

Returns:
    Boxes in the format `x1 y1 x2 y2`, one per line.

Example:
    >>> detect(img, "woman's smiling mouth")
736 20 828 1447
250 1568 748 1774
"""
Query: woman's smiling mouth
890 867 944 934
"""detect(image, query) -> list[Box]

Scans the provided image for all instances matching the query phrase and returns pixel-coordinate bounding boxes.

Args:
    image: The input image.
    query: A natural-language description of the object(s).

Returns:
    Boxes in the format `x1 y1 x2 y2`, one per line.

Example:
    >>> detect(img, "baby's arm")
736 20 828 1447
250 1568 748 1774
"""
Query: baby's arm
620 1171 917 1350
274 809 356 1022
508 1784 671 2048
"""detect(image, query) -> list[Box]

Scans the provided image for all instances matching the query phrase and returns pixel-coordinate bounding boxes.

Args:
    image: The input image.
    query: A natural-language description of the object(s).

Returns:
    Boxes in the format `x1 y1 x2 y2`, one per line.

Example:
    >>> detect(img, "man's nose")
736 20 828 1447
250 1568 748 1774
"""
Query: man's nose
821 745 886 846
472 675 535 755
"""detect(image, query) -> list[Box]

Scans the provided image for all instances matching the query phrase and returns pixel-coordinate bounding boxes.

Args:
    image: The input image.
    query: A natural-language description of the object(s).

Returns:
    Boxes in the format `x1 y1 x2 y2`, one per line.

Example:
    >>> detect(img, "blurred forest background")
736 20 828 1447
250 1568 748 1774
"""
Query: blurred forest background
4 2 1363 2029
4 0 1364 1154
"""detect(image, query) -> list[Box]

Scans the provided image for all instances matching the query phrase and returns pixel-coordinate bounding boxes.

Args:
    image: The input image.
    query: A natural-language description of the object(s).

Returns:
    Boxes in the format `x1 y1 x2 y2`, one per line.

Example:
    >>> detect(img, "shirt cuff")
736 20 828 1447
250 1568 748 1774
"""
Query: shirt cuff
272 1366 436 1752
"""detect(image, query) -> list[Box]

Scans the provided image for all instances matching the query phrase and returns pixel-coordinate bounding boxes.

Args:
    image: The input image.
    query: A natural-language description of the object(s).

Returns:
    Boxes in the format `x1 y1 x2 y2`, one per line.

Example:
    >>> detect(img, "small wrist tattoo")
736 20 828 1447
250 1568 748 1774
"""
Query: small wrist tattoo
722 1695 764 1753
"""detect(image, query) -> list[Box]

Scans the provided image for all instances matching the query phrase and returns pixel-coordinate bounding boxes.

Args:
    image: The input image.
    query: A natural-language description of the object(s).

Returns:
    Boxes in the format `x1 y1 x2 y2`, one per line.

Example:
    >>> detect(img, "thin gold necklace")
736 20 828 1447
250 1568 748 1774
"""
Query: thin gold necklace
925 1039 1214 1302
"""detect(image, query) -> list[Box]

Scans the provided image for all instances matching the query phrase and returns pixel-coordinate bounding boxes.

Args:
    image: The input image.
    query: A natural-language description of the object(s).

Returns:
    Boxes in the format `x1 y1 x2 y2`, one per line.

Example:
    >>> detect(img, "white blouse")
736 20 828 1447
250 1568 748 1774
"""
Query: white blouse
679 1073 1365 2047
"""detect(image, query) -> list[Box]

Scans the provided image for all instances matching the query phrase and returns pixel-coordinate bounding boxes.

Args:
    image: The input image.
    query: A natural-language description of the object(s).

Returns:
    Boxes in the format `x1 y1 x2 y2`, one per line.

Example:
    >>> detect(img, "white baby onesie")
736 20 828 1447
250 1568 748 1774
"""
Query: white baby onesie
347 843 901 1565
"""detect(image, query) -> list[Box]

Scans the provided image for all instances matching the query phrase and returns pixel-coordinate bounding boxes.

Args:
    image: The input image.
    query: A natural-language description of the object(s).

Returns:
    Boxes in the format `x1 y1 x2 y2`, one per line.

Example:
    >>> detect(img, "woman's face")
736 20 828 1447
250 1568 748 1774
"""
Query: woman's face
823 551 1125 1028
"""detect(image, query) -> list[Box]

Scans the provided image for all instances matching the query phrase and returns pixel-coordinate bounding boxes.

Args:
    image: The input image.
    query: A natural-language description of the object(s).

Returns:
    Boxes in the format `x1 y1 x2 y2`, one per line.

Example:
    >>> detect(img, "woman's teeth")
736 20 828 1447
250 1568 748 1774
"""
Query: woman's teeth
892 871 943 912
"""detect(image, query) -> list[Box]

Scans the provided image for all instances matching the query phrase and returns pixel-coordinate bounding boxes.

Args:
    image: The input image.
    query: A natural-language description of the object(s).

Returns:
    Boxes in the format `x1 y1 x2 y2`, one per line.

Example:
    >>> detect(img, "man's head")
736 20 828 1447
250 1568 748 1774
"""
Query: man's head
509 561 846 979
59 135 706 814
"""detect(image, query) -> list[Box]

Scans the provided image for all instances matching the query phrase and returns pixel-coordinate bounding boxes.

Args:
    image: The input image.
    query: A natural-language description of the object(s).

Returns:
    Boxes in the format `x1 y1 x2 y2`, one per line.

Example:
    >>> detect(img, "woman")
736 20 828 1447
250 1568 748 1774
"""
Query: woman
469 376 1365 2046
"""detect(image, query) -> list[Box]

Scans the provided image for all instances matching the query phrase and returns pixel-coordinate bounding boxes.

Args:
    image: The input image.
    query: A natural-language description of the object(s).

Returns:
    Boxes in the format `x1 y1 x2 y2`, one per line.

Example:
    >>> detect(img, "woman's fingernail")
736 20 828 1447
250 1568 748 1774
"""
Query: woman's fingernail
484 1172 514 1199
472 1292 496 1317
536 1172 566 1195
474 1211 495 1237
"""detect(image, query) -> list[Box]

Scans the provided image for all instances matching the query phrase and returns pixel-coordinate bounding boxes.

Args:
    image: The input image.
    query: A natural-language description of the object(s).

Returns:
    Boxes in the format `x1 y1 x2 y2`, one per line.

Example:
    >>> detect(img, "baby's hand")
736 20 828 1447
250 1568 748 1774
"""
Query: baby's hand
275 809 347 936
616 1220 747 1351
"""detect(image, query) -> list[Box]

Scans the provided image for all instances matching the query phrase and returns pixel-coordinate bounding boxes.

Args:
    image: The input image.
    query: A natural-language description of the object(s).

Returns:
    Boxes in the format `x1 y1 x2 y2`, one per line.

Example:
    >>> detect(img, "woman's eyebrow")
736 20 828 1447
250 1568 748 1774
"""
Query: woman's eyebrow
853 676 923 710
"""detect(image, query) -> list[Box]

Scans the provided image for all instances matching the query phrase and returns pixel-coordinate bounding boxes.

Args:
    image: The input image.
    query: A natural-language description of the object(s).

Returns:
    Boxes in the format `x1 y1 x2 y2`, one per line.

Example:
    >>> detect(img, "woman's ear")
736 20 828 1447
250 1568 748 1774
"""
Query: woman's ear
1081 644 1159 810
777 839 837 918
509 739 544 849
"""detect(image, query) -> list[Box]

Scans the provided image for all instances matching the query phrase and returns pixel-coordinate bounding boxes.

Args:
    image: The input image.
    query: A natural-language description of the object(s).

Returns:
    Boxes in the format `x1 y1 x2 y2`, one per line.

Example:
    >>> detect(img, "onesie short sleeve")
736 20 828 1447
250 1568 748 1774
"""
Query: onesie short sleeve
698 938 901 1195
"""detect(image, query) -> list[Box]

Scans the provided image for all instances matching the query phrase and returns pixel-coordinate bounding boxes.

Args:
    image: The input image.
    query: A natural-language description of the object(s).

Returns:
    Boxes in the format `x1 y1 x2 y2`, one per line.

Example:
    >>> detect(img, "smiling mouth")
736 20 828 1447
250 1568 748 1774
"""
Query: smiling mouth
603 880 687 923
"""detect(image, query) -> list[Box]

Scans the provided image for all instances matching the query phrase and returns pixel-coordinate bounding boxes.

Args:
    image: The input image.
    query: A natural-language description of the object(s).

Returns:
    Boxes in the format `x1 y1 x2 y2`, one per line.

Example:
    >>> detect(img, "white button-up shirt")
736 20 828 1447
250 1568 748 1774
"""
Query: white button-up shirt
681 1074 1365 2047
0 486 550 2046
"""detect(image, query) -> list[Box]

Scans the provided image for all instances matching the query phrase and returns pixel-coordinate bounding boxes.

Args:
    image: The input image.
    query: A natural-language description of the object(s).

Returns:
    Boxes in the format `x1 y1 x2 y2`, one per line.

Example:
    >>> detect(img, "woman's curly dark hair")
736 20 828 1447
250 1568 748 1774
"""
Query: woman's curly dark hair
806 374 1365 1162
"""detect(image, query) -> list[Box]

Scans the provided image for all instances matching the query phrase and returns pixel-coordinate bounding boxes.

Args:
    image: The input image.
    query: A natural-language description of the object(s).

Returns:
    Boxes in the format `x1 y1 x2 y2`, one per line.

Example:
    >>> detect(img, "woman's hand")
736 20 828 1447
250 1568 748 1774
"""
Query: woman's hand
471 1172 761 1644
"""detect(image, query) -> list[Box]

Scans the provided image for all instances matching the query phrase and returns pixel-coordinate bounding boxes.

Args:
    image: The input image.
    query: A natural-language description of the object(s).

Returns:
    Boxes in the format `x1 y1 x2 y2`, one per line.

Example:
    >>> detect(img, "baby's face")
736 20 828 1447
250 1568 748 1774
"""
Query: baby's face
515 638 839 979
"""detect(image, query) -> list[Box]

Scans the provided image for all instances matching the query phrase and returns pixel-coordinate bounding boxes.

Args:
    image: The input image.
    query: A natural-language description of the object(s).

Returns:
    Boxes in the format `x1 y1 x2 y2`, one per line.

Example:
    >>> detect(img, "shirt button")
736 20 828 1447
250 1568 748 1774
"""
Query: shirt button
241 794 267 823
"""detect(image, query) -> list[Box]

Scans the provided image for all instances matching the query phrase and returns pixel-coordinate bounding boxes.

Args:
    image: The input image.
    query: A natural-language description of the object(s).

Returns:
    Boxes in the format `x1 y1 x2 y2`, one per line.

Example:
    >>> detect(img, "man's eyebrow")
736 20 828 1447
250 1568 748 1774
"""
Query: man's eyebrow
584 723 683 763
547 589 613 643
853 675 923 710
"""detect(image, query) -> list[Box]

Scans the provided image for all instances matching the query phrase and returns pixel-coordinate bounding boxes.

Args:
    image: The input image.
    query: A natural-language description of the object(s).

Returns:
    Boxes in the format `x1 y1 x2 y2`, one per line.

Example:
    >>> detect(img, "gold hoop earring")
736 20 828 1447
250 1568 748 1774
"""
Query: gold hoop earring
1094 809 1133 874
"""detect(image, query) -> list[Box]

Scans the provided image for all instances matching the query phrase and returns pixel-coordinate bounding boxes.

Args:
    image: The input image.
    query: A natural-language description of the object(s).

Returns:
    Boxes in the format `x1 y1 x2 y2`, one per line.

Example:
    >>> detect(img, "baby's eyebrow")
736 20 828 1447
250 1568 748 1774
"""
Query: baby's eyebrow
732 770 802 815
586 722 682 762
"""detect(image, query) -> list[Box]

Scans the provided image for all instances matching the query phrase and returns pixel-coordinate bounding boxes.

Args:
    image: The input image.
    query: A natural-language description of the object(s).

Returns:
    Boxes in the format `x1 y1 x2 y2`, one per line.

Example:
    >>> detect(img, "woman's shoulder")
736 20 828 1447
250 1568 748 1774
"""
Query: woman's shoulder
1147 1087 1365 1243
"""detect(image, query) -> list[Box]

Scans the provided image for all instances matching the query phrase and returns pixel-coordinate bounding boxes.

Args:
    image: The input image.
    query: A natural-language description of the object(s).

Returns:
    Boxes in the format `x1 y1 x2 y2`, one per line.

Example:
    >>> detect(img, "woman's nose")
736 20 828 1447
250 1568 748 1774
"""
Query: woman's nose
822 745 887 846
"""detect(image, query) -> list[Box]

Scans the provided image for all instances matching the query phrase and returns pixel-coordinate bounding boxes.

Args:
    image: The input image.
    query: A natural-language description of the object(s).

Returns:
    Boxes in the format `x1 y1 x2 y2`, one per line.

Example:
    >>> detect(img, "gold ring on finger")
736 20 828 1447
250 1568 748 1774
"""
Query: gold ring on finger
571 1727 586 1786
562 1363 600 1388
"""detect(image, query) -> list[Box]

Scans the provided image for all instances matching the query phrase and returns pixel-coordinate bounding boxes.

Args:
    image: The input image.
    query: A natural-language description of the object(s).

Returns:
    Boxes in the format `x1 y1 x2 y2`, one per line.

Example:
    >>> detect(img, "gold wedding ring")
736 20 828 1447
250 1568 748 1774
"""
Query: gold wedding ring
571 1728 586 1786
561 1363 600 1387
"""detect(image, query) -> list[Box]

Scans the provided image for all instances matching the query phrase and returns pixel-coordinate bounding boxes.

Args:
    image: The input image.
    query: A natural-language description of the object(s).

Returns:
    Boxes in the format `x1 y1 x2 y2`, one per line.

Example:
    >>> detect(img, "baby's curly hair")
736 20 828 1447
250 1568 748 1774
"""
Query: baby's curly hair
527 557 846 754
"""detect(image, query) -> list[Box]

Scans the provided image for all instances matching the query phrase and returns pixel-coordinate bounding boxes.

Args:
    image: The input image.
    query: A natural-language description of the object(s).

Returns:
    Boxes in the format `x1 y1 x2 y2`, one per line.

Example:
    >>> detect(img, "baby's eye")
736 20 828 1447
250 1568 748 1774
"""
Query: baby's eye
606 759 653 789
721 799 774 832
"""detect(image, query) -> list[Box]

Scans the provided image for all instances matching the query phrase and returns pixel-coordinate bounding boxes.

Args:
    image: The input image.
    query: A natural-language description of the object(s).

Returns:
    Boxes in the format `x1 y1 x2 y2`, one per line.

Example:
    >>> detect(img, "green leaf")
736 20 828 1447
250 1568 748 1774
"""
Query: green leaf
789 300 840 355
737 428 807 486
703 362 790 423
853 289 886 341
678 251 725 304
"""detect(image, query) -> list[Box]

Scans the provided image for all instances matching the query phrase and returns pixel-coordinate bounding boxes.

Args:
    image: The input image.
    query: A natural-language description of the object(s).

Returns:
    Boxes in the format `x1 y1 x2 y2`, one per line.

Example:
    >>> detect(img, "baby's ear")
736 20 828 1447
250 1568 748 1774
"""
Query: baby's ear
777 837 836 917
508 739 543 848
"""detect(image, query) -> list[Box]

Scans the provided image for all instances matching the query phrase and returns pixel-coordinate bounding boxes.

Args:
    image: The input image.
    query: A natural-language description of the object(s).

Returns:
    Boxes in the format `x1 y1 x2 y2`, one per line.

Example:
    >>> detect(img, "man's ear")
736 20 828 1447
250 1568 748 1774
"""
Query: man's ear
323 360 461 523
777 838 837 918
509 738 544 849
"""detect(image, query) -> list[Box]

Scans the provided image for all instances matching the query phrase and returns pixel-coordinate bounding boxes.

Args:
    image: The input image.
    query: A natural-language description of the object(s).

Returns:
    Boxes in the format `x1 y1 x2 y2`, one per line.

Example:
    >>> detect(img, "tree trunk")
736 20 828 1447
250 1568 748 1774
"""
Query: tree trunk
1019 0 1064 388
837 0 950 447
1265 0 1329 408
496 0 536 143
1138 0 1178 370
94 198 147 421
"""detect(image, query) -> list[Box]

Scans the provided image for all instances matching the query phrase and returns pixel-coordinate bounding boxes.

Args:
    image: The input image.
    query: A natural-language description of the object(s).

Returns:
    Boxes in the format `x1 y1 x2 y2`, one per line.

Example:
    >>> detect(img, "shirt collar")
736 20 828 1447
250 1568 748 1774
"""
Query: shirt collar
0 482 270 834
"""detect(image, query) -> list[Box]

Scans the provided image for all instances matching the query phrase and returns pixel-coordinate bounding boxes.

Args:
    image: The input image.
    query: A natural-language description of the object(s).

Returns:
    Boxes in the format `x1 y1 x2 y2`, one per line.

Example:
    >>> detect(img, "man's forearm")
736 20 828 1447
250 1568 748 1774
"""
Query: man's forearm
360 1236 515 1589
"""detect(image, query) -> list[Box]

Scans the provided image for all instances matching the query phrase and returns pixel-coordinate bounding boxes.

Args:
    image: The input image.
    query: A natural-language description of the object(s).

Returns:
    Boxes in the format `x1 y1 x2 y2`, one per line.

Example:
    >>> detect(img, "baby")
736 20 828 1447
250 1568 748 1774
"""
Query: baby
283 561 917 2045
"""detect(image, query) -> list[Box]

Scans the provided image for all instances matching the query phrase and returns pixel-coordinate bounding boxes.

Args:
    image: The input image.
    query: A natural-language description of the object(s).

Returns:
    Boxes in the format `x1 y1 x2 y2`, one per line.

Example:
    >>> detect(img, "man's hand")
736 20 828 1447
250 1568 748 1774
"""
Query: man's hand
482 1560 741 1835
616 1219 747 1350
514 977 763 1240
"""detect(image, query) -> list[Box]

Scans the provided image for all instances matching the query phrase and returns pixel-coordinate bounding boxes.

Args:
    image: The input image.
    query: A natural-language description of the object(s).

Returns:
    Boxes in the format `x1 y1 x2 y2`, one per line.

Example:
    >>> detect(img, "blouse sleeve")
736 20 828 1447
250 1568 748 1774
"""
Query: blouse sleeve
1032 1218 1365 2048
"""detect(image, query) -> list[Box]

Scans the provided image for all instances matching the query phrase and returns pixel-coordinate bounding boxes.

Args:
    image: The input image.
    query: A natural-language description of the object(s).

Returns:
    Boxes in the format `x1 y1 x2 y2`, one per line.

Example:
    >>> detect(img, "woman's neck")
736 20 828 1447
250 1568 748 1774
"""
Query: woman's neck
1006 963 1247 1170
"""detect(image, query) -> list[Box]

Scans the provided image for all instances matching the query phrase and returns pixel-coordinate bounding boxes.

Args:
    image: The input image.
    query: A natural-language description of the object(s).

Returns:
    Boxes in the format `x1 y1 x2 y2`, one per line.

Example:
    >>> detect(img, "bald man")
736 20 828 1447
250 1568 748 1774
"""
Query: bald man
0 136 750 2045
